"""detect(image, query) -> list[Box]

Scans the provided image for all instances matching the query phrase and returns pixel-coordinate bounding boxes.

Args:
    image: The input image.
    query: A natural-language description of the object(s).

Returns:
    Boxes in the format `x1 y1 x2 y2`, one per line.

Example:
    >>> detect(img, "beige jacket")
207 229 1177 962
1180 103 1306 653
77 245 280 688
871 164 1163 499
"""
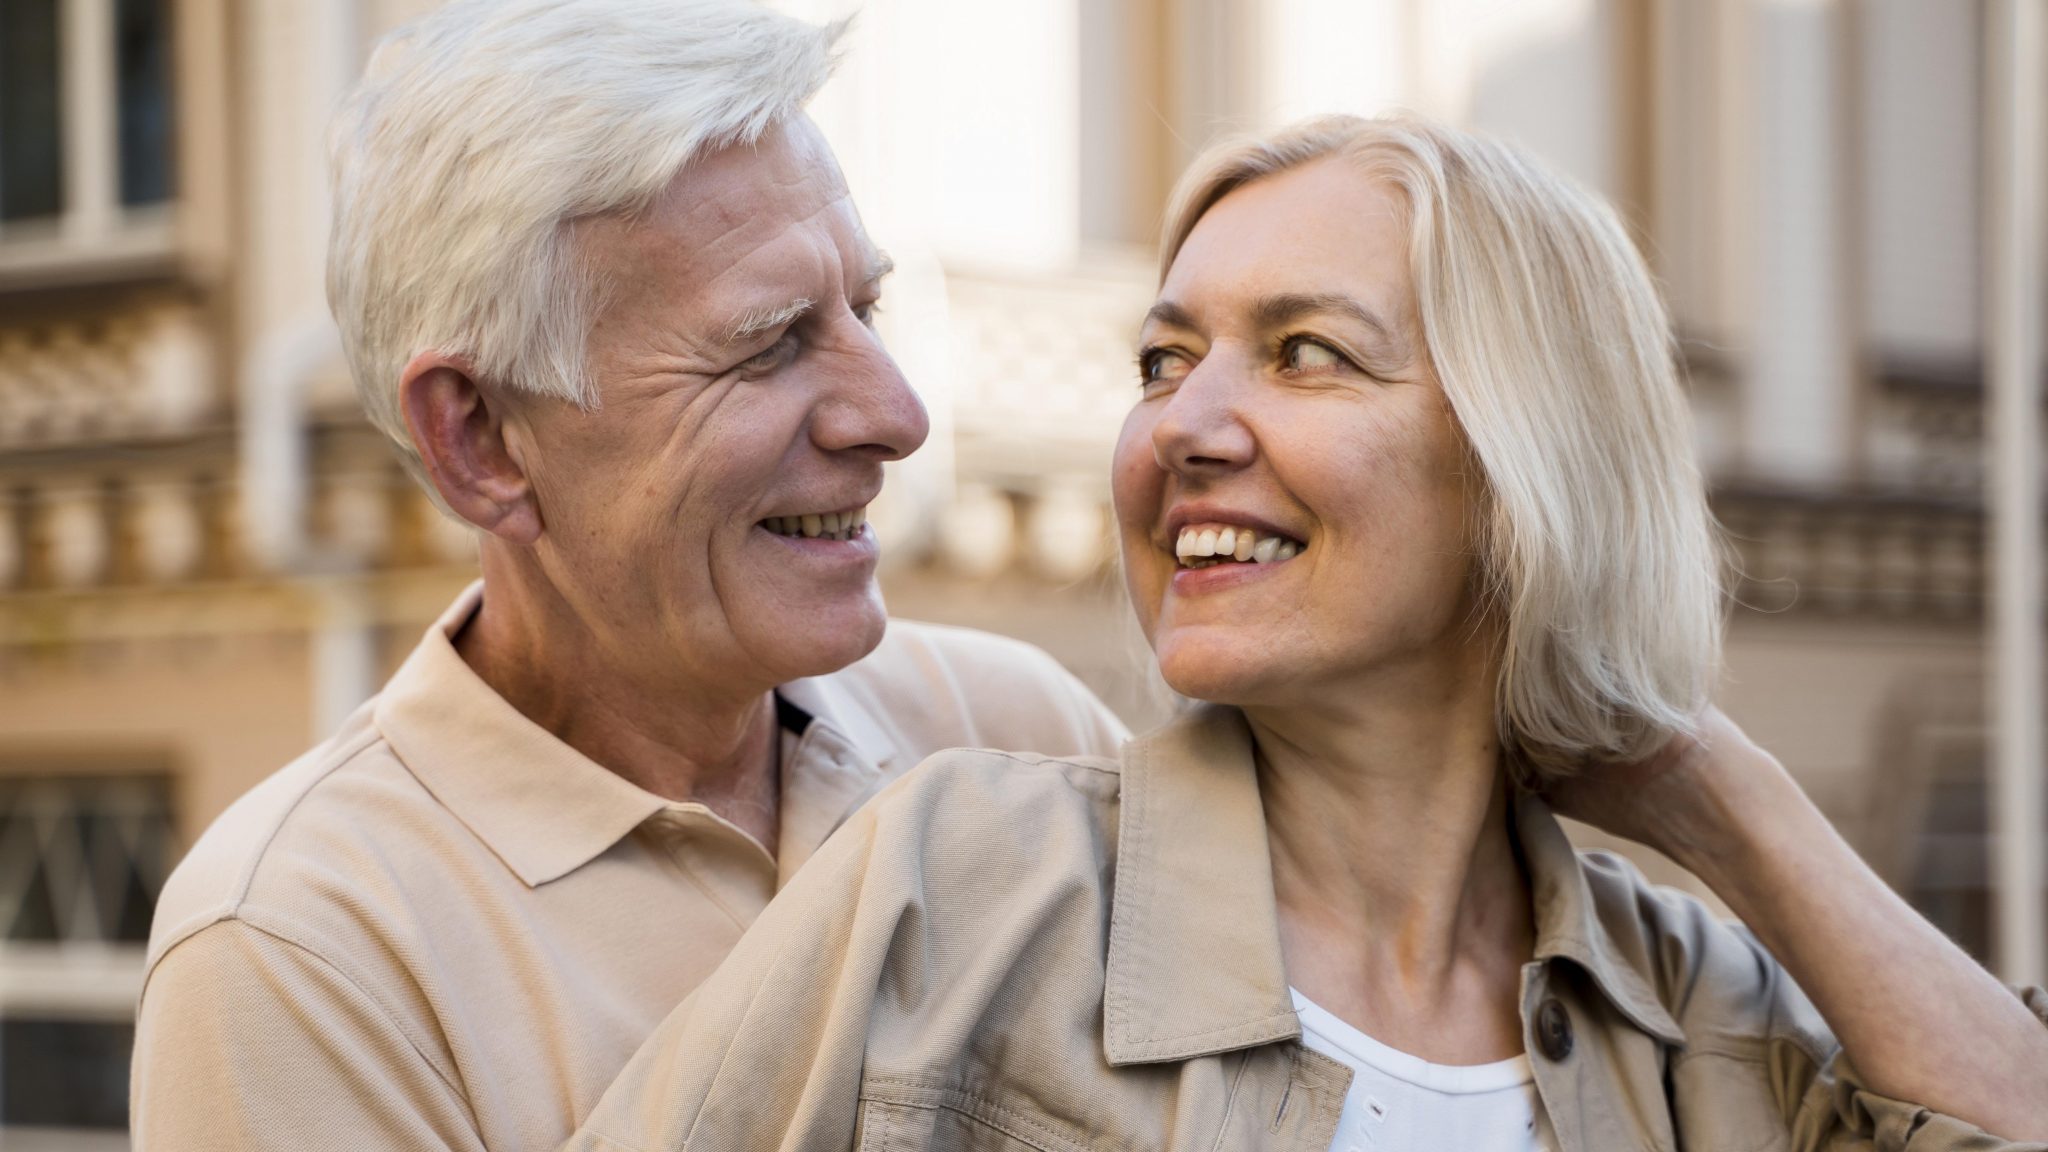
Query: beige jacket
570 703 2048 1152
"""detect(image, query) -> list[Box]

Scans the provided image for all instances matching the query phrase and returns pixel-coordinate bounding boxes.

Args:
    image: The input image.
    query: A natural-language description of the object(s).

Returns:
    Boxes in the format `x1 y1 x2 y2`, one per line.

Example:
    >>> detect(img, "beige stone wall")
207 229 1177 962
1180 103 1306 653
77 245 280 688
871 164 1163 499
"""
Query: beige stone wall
0 633 312 848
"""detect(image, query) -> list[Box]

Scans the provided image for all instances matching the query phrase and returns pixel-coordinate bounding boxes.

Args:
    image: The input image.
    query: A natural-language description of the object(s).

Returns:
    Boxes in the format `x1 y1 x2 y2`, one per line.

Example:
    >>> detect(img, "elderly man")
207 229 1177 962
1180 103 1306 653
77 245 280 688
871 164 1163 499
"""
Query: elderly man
128 2 1125 1148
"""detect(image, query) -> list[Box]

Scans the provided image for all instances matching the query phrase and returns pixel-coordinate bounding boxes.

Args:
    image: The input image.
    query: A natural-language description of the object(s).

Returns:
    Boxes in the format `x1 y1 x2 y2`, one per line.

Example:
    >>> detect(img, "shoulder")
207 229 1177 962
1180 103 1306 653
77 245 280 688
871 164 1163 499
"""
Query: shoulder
882 744 1123 828
145 699 450 980
823 619 1129 758
723 745 1125 1030
787 745 1123 926
1574 848 1832 1060
860 619 1086 704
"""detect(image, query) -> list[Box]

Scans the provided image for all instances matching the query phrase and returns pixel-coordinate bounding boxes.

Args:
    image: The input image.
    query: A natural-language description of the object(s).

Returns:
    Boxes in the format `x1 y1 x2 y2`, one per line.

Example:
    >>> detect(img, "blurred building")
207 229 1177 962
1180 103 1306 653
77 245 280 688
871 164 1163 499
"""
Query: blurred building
0 0 2036 1146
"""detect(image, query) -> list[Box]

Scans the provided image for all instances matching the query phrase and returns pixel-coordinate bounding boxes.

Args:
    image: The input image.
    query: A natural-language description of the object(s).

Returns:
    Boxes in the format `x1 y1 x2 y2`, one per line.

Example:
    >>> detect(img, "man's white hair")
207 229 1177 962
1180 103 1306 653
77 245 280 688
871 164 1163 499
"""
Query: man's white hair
1161 116 1728 780
327 0 844 490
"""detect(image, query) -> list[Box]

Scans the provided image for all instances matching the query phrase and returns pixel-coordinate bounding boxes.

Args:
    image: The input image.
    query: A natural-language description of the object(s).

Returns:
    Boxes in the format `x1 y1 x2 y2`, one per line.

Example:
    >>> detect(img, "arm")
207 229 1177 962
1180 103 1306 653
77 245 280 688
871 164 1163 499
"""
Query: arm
561 800 892 1151
1548 709 2048 1144
132 920 484 1152
566 750 1114 1152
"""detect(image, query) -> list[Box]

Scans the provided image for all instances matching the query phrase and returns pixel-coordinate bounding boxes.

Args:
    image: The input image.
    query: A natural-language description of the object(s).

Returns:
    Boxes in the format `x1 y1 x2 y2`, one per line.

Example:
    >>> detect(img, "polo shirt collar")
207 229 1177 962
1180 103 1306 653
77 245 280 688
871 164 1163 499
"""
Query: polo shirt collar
376 582 670 887
377 584 907 891
1100 703 1684 1067
770 677 898 885
776 672 901 778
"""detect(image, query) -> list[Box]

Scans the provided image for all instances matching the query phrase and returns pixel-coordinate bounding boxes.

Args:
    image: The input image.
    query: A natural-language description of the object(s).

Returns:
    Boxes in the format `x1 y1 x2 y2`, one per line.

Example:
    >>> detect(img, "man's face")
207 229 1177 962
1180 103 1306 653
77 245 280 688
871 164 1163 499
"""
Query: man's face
501 116 927 696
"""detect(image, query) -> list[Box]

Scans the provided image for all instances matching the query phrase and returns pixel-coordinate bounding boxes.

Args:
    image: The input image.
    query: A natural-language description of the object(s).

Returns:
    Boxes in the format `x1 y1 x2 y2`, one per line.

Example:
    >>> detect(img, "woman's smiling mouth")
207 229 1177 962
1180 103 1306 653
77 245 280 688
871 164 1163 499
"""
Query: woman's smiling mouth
1172 521 1304 569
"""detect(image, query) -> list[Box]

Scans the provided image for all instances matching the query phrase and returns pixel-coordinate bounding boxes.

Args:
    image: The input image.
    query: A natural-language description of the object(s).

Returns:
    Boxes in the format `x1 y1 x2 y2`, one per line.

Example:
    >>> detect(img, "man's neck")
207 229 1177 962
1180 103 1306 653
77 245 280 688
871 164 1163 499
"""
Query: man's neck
452 575 784 856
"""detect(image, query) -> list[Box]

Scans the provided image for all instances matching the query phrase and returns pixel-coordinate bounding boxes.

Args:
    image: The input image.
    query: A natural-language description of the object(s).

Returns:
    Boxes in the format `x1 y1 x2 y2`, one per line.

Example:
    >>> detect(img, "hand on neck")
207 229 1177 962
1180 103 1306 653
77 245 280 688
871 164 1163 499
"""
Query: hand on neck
455 554 784 854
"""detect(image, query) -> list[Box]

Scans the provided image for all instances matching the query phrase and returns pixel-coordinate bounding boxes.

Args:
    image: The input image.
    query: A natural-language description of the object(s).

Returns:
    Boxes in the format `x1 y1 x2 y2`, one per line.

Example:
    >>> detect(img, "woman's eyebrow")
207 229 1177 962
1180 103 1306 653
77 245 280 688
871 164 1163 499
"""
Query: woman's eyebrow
1140 293 1400 352
1249 292 1397 346
1141 299 1199 332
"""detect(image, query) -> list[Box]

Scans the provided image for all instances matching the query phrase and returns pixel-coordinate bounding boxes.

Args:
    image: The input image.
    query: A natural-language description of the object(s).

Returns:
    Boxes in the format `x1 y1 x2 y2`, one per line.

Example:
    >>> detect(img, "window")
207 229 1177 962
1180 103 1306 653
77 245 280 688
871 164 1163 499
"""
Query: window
0 0 174 271
115 0 171 208
0 773 176 1149
0 0 64 222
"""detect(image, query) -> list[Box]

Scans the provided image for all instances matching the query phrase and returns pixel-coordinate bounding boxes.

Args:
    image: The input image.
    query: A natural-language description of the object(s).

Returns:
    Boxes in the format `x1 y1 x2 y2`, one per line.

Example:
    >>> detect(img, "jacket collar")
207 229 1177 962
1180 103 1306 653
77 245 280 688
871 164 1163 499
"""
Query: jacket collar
1514 793 1686 1045
1103 704 1301 1065
1100 704 1684 1066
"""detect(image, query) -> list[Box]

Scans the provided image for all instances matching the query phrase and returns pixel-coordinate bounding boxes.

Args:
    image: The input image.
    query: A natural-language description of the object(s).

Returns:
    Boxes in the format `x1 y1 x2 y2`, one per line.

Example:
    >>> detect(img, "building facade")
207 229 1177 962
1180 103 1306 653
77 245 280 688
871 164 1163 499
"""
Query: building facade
0 0 2035 1146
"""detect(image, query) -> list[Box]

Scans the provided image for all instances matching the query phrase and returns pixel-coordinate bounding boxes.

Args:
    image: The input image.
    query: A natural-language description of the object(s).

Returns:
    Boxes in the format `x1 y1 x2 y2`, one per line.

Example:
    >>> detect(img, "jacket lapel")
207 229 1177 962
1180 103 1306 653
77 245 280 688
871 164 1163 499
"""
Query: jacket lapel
1102 704 1302 1066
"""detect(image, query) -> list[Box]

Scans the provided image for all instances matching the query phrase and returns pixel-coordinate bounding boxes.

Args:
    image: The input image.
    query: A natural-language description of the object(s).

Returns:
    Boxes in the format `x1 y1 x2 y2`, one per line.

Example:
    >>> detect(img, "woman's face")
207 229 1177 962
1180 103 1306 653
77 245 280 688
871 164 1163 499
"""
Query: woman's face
1114 157 1485 709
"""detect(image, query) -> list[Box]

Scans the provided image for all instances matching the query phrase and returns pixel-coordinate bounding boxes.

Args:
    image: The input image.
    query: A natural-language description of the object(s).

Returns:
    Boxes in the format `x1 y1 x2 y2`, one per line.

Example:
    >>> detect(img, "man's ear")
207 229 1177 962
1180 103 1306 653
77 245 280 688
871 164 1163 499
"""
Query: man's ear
398 353 544 545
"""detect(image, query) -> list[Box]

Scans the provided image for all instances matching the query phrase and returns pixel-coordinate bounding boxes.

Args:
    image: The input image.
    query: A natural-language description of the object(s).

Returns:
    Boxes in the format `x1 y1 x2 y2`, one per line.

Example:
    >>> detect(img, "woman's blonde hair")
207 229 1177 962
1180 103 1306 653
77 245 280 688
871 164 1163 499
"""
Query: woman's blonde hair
1161 115 1724 779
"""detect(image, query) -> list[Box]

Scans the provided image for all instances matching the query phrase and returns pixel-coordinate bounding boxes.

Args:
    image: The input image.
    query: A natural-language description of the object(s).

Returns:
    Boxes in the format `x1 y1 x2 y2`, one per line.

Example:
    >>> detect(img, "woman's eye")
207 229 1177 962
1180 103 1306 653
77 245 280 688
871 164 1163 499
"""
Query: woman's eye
1138 348 1192 388
1283 338 1346 372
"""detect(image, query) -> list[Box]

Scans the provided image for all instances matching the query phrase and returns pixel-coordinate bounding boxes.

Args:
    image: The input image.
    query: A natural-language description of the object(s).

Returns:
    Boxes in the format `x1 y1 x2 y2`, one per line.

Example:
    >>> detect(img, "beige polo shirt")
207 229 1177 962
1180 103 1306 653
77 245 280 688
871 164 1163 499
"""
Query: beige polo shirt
129 583 1128 1152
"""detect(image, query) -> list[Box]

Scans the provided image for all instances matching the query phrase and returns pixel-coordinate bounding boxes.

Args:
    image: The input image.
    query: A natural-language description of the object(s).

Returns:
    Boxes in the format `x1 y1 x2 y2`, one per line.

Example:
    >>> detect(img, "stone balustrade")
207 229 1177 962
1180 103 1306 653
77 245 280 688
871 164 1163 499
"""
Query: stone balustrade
0 306 218 449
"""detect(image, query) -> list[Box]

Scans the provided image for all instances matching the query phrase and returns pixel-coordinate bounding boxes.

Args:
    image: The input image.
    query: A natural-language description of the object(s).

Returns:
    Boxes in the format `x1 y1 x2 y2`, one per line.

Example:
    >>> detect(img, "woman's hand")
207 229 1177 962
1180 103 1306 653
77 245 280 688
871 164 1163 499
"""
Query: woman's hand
1537 705 1782 869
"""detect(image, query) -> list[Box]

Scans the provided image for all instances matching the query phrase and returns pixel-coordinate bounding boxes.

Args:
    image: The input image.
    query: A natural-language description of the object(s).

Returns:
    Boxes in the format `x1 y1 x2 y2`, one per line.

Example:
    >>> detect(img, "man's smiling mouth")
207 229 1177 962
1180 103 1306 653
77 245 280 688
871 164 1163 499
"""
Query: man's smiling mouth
1173 522 1304 569
760 505 868 542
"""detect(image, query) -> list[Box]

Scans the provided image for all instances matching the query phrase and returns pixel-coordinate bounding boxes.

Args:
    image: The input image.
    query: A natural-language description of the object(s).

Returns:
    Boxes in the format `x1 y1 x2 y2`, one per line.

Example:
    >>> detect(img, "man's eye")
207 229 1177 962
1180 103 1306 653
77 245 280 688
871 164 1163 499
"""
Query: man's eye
739 333 799 375
854 300 883 328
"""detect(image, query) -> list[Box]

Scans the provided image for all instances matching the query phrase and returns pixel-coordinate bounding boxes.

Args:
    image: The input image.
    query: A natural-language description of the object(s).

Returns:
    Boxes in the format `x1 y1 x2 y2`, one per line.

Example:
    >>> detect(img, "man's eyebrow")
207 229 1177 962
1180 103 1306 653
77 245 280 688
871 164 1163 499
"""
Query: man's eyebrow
1249 292 1397 345
723 297 814 345
720 253 895 346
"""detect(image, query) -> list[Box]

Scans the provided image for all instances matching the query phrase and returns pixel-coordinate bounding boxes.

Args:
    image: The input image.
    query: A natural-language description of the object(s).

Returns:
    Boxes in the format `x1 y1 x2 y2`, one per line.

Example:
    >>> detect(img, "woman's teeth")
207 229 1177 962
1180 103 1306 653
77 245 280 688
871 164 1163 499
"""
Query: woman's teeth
762 506 868 541
1174 523 1302 569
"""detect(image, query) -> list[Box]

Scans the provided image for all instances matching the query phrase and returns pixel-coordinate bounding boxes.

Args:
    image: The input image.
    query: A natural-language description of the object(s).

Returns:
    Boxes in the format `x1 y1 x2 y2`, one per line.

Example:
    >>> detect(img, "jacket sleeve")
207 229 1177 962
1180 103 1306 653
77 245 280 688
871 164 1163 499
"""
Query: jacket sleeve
1659 902 2048 1152
1623 858 2048 1152
1784 983 2048 1152
132 919 485 1152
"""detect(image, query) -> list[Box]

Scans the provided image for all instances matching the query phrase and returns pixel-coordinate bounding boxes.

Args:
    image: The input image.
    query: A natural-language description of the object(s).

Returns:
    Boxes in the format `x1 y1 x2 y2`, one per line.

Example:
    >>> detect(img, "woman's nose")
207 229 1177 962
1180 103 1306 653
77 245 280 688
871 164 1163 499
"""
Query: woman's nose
1150 367 1254 477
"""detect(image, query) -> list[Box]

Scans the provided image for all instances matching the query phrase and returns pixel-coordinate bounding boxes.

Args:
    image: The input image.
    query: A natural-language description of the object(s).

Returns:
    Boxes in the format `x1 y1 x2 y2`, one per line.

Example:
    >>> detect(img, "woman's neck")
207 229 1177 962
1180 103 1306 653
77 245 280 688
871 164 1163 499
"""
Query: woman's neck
1243 651 1534 1064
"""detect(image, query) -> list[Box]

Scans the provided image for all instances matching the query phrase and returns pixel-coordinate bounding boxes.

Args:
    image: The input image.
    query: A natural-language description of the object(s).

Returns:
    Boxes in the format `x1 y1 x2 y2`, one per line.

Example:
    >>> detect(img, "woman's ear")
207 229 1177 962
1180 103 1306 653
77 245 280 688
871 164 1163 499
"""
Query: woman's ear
398 352 544 545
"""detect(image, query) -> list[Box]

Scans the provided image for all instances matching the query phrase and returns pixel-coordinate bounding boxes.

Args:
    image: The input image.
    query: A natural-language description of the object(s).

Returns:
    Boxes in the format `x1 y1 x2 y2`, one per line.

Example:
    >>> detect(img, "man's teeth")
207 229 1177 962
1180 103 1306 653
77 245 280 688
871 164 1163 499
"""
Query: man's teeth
1174 523 1302 568
762 506 869 541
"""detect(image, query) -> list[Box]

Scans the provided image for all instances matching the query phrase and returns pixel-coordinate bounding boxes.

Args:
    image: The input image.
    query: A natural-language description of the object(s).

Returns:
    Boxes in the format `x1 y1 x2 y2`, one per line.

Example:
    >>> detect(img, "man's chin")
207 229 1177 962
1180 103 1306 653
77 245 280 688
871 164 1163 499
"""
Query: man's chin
754 596 890 683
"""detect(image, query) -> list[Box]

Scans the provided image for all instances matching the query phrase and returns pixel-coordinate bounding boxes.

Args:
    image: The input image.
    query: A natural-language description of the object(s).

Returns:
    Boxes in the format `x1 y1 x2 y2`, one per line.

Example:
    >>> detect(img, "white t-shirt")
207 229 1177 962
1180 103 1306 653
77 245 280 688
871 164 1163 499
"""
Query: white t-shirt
1291 989 1547 1152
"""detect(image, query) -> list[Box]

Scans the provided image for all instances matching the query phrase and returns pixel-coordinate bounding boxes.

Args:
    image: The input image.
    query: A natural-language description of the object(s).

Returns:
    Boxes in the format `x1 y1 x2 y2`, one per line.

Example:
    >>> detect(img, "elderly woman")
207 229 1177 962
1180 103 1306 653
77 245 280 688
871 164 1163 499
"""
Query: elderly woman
566 118 2048 1152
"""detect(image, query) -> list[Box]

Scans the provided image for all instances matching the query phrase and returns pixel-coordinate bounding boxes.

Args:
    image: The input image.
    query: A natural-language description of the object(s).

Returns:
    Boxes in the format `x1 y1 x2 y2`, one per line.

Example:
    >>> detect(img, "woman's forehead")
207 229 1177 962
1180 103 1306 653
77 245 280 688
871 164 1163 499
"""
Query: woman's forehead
1159 160 1412 326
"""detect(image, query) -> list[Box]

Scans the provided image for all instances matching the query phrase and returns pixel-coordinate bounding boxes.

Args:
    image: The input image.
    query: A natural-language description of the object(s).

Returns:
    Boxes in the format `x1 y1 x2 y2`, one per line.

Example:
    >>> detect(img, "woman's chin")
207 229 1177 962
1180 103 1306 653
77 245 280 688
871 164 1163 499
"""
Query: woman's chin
1157 645 1279 708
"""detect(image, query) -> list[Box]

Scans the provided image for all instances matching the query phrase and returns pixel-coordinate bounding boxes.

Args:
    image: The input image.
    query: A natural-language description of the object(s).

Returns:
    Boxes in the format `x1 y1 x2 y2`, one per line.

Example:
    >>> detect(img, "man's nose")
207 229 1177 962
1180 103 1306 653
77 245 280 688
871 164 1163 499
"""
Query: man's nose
1150 360 1254 478
814 324 930 462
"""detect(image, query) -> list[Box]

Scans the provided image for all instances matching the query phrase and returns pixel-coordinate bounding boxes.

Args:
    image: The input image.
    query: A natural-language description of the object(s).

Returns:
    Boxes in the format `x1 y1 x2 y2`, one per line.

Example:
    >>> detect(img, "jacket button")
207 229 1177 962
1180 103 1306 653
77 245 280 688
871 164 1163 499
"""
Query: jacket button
1536 998 1574 1061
